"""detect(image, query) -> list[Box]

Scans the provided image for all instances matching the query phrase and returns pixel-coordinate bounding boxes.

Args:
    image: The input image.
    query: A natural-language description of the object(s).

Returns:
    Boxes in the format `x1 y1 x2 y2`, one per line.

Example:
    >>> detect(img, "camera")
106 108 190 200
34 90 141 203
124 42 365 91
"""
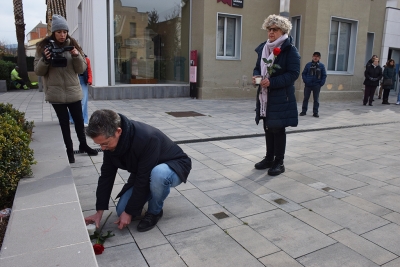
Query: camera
44 40 74 67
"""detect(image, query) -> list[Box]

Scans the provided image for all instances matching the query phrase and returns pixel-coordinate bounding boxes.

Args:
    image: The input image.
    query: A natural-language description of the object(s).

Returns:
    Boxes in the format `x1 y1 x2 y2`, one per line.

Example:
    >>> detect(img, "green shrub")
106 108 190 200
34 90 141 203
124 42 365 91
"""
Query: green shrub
0 104 35 207
0 60 16 90
0 103 34 137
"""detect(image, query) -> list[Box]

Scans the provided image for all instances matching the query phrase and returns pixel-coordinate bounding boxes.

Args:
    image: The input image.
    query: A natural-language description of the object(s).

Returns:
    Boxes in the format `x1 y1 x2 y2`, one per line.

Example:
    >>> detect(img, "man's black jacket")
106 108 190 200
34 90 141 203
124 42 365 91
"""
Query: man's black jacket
96 114 192 216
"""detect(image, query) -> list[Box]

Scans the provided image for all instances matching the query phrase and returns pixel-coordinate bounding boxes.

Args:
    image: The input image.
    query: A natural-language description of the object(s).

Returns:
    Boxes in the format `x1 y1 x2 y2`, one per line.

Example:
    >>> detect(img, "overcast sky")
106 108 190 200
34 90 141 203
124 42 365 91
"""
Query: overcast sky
0 0 47 44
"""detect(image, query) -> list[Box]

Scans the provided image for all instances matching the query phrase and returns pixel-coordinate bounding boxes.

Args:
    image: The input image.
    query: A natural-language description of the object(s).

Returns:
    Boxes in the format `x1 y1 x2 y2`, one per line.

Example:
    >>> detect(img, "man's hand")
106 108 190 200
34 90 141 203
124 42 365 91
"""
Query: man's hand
114 212 132 230
85 210 104 228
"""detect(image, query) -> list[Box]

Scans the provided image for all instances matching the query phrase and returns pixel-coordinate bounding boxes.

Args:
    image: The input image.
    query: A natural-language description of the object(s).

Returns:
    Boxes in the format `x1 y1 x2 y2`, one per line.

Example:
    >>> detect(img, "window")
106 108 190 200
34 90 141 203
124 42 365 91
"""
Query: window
130 22 136 38
365 32 374 65
291 16 301 49
216 13 242 60
328 17 358 73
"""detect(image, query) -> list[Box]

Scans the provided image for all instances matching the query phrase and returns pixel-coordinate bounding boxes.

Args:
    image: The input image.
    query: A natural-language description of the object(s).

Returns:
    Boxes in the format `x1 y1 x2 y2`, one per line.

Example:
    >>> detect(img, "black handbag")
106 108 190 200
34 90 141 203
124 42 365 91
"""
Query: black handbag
382 79 393 86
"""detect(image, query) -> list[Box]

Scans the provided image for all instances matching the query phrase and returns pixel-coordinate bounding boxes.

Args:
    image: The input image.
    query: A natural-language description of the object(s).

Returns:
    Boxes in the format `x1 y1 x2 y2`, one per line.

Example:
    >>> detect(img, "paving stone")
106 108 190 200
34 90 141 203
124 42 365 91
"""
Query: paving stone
341 195 392 216
180 188 217 208
382 212 400 225
244 209 335 258
216 168 246 181
77 183 115 211
95 242 148 267
199 204 243 229
361 223 400 255
290 209 343 234
348 173 388 187
348 185 400 213
188 168 236 191
205 185 276 218
166 225 264 267
236 178 272 195
258 251 303 267
156 195 213 235
141 243 186 267
228 225 280 258
128 220 169 249
259 192 303 212
304 169 366 191
71 165 100 177
297 243 379 267
282 171 318 185
382 257 400 267
302 196 389 234
258 176 326 203
359 166 400 181
329 229 397 265
307 182 349 198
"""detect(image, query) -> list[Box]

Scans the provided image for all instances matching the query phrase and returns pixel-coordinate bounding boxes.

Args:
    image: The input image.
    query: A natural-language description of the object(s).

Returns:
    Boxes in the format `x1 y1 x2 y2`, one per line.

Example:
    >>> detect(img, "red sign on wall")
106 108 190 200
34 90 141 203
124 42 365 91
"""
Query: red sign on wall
217 0 232 6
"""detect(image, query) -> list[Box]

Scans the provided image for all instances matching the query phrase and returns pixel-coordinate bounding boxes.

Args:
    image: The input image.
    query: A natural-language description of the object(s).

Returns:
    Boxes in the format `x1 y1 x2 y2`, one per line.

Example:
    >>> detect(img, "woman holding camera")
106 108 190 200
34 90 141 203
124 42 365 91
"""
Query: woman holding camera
34 14 97 163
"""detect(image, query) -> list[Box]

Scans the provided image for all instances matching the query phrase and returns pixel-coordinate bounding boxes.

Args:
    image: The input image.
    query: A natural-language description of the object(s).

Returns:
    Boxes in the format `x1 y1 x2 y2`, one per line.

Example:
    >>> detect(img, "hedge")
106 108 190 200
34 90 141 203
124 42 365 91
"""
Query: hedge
0 103 35 207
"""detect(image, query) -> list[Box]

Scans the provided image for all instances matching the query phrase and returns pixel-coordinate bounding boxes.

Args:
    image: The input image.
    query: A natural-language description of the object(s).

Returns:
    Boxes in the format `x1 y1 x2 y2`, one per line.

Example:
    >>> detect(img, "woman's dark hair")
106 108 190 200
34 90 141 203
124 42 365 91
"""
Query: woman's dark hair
386 59 395 68
36 32 83 55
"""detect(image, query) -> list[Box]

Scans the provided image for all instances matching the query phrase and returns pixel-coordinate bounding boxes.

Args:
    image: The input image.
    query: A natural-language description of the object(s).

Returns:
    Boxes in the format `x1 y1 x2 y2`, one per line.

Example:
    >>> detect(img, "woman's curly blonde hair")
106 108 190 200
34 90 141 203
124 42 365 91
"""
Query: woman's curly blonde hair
261 14 292 34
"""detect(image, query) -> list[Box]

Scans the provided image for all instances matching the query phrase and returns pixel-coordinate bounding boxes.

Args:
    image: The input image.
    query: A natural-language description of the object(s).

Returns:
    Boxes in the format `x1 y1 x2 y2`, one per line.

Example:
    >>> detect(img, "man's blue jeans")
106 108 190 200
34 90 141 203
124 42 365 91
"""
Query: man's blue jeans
302 86 321 114
116 163 182 216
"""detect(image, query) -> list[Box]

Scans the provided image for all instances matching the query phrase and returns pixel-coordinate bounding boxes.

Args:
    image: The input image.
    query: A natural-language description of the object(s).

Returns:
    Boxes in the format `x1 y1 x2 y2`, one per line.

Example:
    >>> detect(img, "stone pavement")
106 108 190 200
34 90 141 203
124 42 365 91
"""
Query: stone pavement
2 89 400 266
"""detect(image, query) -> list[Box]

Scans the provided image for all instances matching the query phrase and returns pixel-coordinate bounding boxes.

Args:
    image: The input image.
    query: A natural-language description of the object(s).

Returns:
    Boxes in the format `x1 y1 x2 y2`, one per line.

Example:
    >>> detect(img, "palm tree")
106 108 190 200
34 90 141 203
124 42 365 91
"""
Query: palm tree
13 0 30 86
46 0 66 36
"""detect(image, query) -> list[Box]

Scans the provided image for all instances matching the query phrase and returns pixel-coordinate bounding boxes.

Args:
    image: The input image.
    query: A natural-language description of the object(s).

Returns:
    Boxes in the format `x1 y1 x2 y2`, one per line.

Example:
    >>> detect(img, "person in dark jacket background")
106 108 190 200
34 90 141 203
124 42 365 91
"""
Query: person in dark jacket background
381 59 396 105
363 57 382 106
252 14 300 176
84 109 192 232
299 52 327 118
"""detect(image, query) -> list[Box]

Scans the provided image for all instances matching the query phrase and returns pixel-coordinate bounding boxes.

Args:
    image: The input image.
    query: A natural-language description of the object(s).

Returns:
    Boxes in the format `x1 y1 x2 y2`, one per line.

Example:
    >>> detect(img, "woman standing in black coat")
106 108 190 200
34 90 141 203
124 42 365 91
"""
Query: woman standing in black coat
382 59 396 104
252 14 300 176
363 57 382 106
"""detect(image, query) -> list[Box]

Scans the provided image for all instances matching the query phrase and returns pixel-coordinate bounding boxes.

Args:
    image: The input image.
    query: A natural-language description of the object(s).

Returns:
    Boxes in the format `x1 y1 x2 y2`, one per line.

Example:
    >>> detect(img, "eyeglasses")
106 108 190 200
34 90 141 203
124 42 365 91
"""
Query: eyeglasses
267 27 280 33
99 137 113 148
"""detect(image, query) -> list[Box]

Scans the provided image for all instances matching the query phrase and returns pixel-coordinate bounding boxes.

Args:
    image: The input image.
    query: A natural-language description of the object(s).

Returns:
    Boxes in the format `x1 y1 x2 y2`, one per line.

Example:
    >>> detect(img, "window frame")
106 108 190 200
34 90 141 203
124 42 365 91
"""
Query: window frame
327 16 359 75
291 15 301 50
216 12 242 60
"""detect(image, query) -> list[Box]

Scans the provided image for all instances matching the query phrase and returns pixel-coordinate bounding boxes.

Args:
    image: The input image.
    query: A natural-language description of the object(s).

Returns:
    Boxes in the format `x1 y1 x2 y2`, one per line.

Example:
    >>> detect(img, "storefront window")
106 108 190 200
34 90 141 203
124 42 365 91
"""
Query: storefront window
114 0 190 84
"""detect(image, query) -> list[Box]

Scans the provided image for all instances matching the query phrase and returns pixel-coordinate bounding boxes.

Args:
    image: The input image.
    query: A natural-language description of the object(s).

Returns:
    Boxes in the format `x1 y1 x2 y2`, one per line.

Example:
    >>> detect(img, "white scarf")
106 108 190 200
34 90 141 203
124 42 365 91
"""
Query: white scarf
259 34 288 117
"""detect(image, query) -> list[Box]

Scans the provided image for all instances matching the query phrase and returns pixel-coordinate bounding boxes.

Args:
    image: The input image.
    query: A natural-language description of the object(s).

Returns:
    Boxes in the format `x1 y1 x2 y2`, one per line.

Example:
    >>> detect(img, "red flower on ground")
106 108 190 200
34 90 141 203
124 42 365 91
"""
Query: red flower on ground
273 47 281 56
93 244 105 255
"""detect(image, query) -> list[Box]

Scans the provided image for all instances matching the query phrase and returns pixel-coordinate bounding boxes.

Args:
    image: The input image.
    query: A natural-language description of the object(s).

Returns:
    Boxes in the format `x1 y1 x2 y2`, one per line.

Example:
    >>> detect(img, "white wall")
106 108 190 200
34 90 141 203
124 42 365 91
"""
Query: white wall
66 0 109 86
380 8 400 65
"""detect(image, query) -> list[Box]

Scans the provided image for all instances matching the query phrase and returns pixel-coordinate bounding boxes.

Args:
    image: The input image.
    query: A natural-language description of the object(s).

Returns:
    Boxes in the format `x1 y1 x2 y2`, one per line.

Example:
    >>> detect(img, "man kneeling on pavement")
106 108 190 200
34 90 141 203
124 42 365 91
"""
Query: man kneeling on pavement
84 109 192 232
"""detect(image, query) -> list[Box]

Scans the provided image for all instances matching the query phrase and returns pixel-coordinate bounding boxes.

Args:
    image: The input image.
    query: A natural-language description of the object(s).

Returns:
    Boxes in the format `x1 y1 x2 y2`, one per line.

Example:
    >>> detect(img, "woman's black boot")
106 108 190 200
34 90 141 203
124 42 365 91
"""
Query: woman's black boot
67 148 75 163
79 143 98 156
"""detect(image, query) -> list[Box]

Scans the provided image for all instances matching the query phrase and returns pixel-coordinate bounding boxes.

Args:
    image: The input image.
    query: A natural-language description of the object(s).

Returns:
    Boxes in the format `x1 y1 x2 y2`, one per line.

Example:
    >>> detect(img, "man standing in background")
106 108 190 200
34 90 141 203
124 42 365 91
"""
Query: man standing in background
299 52 327 118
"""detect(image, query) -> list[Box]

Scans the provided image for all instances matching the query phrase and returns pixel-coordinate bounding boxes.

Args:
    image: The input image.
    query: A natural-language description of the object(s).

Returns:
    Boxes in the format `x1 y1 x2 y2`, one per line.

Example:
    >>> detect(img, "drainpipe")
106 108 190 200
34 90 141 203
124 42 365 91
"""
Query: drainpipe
280 0 290 18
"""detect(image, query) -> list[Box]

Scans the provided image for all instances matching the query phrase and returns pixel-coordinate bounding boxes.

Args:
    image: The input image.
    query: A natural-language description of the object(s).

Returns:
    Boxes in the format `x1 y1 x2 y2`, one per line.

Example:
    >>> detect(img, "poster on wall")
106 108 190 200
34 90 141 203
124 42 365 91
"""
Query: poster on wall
232 0 243 8
217 0 243 8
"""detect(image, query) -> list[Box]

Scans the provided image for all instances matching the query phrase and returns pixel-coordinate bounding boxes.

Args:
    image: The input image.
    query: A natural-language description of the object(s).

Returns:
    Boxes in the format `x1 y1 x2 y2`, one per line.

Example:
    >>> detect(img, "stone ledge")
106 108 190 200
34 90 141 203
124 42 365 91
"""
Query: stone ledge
0 122 98 267
0 80 7 92
89 84 190 100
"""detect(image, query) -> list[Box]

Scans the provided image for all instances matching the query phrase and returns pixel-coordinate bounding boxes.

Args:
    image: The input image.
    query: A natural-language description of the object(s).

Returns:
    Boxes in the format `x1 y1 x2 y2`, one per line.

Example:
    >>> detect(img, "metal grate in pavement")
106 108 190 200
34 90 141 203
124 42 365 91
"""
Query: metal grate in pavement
73 148 103 154
212 212 229 220
166 111 205 117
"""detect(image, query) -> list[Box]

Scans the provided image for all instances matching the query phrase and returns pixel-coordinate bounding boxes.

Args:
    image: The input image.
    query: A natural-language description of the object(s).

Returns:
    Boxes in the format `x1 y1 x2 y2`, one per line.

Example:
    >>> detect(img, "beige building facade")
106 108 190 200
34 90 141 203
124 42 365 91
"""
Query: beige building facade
65 0 392 100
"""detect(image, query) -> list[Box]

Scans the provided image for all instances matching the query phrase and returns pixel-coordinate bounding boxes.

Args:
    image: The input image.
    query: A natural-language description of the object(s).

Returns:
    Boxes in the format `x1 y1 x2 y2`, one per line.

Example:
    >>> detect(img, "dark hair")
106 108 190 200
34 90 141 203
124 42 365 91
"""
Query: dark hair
387 59 395 68
313 52 321 57
36 33 83 55
85 109 121 138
